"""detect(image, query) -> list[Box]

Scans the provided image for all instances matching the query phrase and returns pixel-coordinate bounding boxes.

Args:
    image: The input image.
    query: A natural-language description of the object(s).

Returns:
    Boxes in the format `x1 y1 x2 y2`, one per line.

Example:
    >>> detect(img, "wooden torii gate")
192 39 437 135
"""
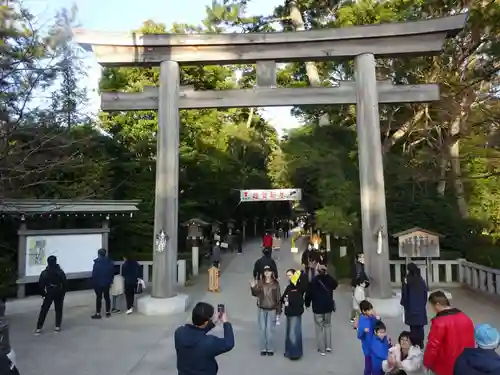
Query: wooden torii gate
73 14 467 302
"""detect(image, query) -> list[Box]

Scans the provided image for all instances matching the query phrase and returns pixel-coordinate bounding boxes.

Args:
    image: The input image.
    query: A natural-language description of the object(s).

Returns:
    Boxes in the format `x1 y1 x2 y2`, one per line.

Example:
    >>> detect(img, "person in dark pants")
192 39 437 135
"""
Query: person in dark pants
400 263 428 348
91 248 114 319
35 255 66 335
236 229 243 254
121 256 140 315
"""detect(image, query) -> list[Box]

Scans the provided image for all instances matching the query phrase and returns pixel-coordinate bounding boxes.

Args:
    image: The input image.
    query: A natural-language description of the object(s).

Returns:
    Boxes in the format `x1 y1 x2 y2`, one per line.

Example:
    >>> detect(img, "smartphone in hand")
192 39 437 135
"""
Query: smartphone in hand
217 303 225 320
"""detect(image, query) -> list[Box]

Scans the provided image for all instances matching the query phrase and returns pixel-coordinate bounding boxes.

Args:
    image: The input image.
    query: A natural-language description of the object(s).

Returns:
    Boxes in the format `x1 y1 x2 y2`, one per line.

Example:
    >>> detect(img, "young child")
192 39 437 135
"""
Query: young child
454 323 500 375
383 331 425 375
352 279 369 329
357 300 378 375
371 320 390 375
110 273 124 313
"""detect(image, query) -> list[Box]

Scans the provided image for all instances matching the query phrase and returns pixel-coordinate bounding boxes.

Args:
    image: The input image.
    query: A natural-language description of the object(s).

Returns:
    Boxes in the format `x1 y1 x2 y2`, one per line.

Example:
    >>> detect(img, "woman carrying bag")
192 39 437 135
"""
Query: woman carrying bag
121 256 141 315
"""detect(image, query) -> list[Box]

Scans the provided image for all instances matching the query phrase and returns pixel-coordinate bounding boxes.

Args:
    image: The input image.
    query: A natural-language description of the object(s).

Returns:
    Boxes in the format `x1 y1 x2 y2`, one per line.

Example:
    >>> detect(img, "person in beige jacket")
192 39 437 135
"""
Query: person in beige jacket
382 331 425 375
250 265 281 356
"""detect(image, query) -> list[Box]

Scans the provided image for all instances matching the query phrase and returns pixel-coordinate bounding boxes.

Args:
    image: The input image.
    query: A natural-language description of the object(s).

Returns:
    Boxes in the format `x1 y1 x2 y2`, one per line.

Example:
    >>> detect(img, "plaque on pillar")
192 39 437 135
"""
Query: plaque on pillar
155 230 168 253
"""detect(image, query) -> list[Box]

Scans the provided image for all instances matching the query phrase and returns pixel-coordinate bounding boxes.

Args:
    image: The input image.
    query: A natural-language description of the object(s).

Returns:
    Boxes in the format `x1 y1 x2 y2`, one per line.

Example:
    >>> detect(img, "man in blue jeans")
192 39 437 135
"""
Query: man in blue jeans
175 302 234 375
91 248 114 319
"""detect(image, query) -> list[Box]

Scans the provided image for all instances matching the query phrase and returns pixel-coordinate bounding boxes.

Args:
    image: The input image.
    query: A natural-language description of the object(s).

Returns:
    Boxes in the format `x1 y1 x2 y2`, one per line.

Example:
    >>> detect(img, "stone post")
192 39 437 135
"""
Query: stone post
192 245 199 276
152 61 180 299
354 53 392 299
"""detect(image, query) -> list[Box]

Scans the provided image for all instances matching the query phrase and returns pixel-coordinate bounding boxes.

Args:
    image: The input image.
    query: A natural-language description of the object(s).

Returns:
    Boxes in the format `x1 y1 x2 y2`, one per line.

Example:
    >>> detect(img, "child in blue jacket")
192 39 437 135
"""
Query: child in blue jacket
371 320 390 375
357 300 377 375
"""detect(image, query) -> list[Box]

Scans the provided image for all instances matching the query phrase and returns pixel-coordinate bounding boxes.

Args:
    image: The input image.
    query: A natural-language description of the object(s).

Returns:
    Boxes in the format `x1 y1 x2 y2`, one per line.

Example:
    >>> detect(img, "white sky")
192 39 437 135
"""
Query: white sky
24 0 302 136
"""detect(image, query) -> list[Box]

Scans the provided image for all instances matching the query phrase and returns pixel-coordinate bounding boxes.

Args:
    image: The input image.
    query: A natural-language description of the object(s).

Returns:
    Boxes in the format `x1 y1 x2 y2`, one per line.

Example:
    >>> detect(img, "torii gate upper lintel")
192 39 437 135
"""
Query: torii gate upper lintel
73 14 467 301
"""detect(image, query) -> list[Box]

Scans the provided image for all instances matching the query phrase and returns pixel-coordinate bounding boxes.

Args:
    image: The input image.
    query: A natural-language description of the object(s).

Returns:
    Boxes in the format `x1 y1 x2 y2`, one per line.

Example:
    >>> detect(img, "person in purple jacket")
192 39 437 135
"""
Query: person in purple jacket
357 300 378 375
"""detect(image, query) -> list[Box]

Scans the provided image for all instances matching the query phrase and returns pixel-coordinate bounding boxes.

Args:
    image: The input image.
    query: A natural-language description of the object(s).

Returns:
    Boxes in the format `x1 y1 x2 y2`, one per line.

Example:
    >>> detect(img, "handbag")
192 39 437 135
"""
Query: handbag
135 278 145 294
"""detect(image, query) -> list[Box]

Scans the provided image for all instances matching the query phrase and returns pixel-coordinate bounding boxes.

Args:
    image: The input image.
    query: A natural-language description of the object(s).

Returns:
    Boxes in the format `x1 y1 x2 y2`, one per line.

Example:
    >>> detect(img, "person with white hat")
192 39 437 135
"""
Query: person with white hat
453 323 500 375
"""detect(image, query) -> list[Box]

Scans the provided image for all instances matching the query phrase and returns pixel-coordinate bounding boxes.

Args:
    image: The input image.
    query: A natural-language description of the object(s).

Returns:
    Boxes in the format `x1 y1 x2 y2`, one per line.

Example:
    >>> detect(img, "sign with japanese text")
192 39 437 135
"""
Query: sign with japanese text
240 189 302 202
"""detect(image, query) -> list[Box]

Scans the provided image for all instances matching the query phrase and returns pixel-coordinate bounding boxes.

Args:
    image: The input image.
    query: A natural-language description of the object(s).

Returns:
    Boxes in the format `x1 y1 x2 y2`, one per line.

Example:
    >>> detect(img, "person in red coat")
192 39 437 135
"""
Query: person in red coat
424 291 475 375
262 231 273 249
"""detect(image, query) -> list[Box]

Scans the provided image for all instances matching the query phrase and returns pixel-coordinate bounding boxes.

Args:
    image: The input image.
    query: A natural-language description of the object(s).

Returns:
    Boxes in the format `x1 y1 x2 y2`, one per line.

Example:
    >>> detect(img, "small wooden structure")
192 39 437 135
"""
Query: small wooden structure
392 227 444 286
183 217 209 239
183 218 209 277
208 266 220 292
0 199 140 298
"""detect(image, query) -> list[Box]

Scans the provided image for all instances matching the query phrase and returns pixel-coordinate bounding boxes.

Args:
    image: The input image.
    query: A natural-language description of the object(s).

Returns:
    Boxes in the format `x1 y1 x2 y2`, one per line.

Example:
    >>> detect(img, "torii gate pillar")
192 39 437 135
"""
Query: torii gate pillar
355 53 391 299
152 61 180 299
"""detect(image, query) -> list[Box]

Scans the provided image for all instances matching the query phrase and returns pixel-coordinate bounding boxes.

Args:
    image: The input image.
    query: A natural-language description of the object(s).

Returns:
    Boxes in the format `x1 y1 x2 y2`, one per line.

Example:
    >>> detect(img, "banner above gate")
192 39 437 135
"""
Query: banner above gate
240 189 302 202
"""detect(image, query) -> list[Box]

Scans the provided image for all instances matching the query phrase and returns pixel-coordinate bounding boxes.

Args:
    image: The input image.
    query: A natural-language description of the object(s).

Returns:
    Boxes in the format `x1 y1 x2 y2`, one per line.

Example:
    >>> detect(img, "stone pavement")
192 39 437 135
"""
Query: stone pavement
9 238 500 375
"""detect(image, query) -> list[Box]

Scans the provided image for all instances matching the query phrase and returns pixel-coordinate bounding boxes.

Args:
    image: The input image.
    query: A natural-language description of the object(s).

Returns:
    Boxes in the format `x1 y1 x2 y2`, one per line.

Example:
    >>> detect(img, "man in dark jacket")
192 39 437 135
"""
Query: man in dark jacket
424 291 475 375
454 323 500 375
35 255 67 334
175 302 234 375
304 265 338 355
91 248 114 319
253 248 278 279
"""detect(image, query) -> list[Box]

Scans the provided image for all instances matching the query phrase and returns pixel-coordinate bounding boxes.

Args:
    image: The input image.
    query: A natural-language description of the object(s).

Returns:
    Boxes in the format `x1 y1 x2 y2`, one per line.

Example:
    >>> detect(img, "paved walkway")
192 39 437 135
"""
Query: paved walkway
9 238 500 375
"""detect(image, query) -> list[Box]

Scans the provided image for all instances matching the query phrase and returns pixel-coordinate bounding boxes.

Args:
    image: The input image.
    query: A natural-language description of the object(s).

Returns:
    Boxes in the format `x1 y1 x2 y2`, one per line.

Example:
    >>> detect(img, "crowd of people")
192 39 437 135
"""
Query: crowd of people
2 230 500 375
173 233 500 375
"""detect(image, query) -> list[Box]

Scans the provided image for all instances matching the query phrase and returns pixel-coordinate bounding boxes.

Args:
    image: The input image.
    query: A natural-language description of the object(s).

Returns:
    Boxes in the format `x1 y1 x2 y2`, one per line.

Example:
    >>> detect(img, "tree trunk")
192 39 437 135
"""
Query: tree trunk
436 155 448 196
448 116 469 218
246 107 254 127
288 0 329 126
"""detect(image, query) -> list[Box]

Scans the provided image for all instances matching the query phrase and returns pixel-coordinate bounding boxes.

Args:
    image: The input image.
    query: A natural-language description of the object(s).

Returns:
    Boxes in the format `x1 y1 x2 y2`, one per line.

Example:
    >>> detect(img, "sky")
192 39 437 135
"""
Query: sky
24 0 301 135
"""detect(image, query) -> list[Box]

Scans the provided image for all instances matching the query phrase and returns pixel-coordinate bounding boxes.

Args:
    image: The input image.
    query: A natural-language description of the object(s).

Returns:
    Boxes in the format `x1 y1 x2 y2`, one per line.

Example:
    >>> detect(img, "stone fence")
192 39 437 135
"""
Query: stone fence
389 259 500 295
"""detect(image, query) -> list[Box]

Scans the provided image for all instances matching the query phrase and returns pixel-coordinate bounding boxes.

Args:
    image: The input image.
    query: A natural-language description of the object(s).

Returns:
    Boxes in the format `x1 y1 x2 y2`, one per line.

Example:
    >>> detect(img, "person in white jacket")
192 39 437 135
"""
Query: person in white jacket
382 331 425 375
110 274 124 313
351 279 368 327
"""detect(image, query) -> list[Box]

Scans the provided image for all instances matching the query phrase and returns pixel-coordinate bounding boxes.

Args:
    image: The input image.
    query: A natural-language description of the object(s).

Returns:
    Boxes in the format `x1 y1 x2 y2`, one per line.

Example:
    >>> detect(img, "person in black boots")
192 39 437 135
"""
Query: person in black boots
35 255 66 335
235 229 243 254
281 268 307 360
91 248 114 319
121 255 141 315
400 262 428 348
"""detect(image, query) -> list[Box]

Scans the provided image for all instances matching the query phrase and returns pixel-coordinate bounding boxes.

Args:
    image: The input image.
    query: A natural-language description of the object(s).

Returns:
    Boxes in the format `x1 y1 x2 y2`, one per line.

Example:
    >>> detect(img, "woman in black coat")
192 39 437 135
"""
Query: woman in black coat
400 262 428 348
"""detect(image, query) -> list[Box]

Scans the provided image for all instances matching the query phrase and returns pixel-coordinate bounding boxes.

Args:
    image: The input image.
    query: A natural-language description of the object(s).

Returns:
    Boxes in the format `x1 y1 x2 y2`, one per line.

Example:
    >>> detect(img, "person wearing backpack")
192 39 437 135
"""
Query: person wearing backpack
304 265 338 355
35 255 67 335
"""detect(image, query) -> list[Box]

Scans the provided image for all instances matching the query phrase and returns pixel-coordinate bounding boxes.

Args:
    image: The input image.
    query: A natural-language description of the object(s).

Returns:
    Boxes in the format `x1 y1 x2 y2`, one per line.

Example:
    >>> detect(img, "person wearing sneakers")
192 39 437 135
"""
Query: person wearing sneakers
304 264 338 356
91 248 114 319
454 323 500 375
121 255 141 315
35 255 66 335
